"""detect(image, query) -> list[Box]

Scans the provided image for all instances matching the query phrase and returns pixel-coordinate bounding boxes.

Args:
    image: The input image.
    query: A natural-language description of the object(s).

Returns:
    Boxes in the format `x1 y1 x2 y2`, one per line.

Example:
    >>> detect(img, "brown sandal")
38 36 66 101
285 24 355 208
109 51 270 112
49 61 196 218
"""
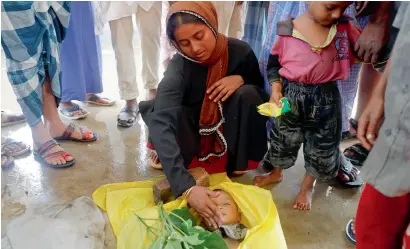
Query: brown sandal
34 140 75 168
1 110 25 127
1 138 30 157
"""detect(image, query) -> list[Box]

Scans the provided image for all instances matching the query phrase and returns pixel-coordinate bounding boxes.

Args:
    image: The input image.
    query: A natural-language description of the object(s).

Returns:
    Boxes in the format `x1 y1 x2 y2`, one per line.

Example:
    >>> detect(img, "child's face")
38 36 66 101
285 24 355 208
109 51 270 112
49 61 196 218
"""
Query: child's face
307 1 352 26
210 190 241 225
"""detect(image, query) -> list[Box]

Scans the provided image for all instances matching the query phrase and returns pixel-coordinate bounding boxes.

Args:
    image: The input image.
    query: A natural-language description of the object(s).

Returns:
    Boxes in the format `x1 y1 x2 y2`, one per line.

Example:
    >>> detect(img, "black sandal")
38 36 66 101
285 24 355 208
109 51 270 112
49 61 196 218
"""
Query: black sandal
117 106 138 127
344 143 369 166
341 118 358 141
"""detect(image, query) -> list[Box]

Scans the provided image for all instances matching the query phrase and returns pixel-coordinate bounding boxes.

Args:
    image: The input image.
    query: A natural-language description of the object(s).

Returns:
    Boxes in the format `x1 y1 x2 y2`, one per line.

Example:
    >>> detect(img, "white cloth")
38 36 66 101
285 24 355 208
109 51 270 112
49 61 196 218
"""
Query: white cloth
2 196 105 249
94 1 155 35
109 1 162 100
213 1 246 39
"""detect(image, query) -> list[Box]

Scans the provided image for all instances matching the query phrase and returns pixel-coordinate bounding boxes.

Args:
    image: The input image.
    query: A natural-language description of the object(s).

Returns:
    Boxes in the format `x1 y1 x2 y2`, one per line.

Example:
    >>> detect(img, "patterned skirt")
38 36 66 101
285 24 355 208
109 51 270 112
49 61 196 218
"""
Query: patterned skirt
1 2 71 126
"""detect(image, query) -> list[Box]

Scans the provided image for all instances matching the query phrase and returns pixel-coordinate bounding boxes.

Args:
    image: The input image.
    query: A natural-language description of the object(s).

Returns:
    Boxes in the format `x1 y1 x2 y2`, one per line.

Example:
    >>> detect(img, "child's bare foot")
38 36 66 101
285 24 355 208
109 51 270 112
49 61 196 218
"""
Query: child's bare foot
293 188 314 210
293 173 316 211
254 168 283 187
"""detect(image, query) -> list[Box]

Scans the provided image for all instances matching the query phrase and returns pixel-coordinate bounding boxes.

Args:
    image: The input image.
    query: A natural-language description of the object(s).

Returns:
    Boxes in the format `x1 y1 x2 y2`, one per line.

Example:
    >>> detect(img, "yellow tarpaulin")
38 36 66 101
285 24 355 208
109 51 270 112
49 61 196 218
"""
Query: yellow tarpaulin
92 173 287 249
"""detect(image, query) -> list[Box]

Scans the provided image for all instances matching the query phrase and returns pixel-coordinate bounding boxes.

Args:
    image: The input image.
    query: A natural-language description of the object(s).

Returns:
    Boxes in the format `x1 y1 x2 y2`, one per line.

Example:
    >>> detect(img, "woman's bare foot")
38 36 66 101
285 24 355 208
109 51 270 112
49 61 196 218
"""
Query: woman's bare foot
254 168 283 187
293 174 316 211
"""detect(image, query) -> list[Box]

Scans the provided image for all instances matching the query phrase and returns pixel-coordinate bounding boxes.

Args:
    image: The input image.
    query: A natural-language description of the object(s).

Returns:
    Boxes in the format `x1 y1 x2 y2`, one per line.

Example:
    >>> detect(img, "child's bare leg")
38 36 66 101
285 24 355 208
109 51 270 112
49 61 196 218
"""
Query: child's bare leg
254 168 283 187
293 173 316 211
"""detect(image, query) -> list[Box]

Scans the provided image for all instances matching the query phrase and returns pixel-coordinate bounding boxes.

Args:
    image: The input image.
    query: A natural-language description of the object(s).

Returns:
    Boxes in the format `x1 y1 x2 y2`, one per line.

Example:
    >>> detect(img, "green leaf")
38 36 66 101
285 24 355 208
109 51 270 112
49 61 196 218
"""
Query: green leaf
164 240 183 249
184 234 204 245
201 231 229 249
169 207 197 227
148 237 165 249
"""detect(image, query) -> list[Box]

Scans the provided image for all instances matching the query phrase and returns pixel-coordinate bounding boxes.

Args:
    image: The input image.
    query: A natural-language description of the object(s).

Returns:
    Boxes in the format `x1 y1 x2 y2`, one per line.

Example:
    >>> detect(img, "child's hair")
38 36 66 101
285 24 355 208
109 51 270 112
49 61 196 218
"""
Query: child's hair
166 12 205 41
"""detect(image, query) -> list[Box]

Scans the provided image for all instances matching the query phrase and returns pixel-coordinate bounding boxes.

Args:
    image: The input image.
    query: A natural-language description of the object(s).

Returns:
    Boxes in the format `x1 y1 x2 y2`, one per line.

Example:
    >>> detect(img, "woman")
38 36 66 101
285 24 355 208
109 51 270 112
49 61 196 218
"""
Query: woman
1 2 98 168
59 1 114 120
139 2 268 228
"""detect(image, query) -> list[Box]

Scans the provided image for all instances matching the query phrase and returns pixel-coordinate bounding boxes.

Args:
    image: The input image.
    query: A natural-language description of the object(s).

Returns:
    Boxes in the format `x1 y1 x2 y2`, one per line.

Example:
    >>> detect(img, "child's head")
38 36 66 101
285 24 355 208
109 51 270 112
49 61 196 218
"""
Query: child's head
210 190 241 225
307 1 352 26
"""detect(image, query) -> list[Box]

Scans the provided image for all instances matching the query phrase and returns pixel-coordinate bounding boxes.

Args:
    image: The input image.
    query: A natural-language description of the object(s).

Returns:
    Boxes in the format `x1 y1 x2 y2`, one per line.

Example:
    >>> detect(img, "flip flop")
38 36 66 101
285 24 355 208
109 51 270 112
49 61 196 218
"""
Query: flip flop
1 110 26 127
86 94 115 106
341 118 358 141
117 106 138 128
59 104 89 120
344 143 369 166
53 123 99 142
1 138 31 157
346 219 356 245
33 140 75 168
1 154 14 169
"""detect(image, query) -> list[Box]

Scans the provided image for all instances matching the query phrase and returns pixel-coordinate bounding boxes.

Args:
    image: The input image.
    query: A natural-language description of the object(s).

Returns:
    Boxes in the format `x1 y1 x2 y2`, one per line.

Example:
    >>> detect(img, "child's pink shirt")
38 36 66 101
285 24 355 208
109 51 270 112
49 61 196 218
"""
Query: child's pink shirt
270 18 361 84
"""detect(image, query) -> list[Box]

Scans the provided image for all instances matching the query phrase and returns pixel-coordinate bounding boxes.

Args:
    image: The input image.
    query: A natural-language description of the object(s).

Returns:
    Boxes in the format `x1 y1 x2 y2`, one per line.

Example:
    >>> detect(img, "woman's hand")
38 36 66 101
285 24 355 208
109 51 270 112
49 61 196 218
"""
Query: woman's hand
269 82 283 106
357 92 385 150
207 75 244 102
187 186 223 229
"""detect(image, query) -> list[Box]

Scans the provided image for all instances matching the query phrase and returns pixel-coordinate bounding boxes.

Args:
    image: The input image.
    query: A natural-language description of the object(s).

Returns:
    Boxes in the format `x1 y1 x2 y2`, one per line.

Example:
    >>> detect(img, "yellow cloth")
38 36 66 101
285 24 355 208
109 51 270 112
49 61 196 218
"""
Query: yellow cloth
92 173 287 249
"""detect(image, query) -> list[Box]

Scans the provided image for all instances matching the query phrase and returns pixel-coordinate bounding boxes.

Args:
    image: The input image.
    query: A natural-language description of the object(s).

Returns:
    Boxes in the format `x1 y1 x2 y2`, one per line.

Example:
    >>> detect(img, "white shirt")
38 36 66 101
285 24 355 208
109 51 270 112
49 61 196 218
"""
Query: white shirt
93 1 155 35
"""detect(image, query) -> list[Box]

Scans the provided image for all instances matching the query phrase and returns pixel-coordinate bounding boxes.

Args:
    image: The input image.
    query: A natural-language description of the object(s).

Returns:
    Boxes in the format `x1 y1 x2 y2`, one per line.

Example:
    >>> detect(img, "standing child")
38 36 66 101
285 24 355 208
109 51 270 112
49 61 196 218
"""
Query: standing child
254 1 365 210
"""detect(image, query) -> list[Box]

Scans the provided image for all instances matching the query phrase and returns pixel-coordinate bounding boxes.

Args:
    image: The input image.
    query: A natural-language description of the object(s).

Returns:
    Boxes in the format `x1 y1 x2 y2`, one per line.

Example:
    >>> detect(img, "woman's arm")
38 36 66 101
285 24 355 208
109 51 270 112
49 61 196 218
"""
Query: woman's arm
145 55 196 197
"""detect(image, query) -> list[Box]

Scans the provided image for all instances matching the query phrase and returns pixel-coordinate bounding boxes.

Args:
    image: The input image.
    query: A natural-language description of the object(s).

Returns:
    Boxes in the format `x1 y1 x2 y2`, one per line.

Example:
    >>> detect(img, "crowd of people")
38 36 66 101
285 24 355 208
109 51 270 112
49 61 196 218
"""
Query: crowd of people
1 1 409 248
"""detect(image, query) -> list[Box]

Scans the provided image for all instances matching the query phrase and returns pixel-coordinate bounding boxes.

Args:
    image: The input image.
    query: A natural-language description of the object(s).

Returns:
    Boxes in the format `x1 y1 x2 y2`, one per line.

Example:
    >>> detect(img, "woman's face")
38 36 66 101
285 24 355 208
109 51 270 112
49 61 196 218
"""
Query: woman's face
173 22 216 62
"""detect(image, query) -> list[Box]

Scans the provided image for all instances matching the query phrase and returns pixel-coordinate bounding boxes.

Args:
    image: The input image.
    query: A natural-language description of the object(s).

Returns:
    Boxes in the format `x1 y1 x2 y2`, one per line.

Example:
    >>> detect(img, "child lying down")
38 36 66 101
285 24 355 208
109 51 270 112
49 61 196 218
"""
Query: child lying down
204 189 248 240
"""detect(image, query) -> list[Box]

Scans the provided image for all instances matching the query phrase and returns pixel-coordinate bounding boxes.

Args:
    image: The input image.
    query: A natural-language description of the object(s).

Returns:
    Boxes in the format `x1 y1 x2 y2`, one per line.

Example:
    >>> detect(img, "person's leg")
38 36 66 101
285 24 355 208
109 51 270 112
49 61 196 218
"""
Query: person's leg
254 82 303 187
109 16 138 107
353 64 382 121
356 184 410 249
135 3 162 100
213 1 235 36
228 3 246 39
223 85 269 173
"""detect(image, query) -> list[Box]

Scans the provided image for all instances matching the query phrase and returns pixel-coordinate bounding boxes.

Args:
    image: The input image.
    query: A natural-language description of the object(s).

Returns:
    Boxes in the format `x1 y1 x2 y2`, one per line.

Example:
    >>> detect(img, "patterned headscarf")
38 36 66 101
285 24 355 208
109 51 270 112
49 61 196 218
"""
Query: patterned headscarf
167 2 229 161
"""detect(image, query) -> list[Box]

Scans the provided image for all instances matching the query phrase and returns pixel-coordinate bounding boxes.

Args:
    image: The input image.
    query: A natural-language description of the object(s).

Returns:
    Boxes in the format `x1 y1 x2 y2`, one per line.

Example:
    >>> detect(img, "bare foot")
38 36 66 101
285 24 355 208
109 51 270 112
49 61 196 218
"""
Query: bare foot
293 173 316 211
254 168 283 187
293 188 314 210
38 143 73 165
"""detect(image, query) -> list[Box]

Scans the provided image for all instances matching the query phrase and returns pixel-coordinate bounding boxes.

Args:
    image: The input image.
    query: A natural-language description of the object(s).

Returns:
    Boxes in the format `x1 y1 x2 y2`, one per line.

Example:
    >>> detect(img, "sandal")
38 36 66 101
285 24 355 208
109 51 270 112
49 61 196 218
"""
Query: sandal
117 106 138 127
344 143 369 166
1 138 30 157
1 154 14 169
86 94 115 106
53 123 99 142
59 104 89 120
34 140 75 168
346 219 356 245
341 118 358 141
148 149 163 170
1 110 25 127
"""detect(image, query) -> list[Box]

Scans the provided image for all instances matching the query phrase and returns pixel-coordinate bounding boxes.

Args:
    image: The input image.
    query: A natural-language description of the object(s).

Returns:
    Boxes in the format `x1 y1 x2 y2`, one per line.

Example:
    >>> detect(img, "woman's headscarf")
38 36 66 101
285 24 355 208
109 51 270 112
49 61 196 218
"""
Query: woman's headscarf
167 2 229 162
